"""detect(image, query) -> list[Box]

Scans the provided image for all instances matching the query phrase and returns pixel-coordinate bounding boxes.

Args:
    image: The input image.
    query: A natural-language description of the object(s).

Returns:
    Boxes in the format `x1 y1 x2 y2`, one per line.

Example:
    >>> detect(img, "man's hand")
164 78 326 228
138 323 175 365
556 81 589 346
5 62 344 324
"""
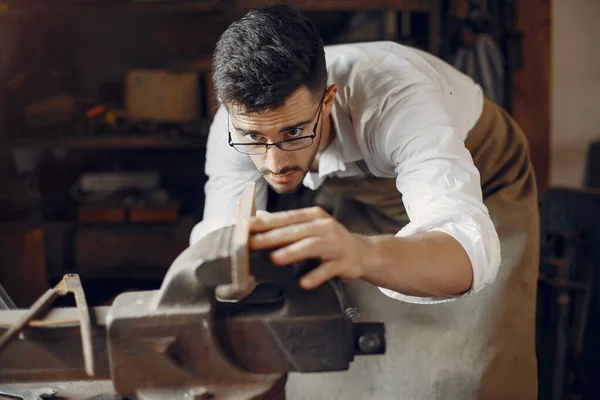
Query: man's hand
249 206 474 298
248 207 373 290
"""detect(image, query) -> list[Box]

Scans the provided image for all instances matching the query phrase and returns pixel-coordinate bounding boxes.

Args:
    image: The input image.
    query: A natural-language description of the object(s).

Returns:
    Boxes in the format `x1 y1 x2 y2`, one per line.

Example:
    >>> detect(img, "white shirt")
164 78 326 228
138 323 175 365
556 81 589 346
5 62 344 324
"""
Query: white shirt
191 41 501 303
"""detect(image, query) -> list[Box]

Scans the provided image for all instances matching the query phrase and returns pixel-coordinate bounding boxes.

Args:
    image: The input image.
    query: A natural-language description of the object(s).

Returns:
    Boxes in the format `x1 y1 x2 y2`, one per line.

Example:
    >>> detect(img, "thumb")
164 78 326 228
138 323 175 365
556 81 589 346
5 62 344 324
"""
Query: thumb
255 209 271 217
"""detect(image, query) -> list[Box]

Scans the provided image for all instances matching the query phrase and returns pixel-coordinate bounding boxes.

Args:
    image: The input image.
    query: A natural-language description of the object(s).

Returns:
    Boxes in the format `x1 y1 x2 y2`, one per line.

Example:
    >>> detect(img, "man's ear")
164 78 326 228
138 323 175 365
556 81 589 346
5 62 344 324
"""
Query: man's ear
323 84 338 114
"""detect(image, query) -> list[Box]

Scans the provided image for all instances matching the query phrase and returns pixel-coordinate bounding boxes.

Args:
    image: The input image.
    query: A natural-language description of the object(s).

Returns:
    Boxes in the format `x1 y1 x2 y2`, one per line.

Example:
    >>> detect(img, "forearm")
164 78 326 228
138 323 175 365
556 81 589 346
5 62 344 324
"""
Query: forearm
358 231 473 298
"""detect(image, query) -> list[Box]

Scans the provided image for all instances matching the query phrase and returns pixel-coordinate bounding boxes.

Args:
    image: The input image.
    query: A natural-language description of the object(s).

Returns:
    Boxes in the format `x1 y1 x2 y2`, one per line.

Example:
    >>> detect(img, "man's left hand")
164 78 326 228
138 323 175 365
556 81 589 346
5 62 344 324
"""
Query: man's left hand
248 207 372 290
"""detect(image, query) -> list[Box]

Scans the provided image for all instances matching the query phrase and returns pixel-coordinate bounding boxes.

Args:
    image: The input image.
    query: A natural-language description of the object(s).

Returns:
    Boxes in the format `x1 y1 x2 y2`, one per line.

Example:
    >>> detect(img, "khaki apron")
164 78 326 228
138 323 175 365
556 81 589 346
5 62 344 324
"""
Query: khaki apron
285 98 540 399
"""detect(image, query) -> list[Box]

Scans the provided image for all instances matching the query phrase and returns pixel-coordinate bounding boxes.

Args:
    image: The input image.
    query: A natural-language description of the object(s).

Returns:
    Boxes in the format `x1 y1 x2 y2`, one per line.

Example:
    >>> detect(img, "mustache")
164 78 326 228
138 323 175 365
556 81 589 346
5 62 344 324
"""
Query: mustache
260 166 303 176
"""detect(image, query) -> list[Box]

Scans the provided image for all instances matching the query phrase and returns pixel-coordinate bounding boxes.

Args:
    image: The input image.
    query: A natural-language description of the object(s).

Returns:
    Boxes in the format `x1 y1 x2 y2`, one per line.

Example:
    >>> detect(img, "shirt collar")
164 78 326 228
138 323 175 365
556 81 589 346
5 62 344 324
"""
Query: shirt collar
302 100 363 189
330 100 363 164
317 138 345 177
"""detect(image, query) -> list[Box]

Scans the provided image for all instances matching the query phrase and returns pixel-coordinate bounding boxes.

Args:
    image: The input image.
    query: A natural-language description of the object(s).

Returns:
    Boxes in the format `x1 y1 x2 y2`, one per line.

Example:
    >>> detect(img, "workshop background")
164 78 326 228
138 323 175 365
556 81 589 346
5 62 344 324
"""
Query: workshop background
0 0 598 399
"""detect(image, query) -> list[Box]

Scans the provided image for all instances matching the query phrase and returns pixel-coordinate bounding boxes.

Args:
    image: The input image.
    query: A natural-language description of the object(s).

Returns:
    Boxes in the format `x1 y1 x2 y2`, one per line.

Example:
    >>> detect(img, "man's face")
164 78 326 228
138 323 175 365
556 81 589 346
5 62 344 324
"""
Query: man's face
228 87 326 194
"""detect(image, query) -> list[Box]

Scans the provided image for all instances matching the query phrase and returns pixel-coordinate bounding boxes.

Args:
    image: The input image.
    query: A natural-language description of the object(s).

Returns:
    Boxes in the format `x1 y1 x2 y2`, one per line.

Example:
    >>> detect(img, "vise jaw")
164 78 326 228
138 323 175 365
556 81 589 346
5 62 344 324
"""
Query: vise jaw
107 182 385 399
0 182 385 400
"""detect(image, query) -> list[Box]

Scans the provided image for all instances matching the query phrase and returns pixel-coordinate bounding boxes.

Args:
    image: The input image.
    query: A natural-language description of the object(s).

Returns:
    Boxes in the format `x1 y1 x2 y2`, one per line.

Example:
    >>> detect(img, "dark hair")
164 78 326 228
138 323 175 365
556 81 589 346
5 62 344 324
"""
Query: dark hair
212 4 327 112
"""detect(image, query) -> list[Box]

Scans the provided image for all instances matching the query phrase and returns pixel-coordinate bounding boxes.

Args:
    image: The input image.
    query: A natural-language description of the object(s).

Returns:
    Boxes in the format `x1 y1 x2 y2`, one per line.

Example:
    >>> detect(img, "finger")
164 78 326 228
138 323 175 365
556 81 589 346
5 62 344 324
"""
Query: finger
270 237 339 265
255 209 270 217
299 261 342 290
249 206 329 232
250 219 332 250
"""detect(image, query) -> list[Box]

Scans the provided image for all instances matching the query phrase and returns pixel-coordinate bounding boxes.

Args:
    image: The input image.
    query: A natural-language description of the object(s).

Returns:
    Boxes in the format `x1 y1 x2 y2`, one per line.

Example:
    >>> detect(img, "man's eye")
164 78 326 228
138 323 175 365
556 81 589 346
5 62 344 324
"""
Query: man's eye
287 127 304 137
246 134 266 142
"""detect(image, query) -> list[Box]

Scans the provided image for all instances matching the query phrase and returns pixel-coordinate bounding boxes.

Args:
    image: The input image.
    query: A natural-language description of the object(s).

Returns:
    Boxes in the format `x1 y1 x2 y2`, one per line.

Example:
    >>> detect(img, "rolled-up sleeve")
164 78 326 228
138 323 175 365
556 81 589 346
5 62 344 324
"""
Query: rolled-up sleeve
366 79 501 304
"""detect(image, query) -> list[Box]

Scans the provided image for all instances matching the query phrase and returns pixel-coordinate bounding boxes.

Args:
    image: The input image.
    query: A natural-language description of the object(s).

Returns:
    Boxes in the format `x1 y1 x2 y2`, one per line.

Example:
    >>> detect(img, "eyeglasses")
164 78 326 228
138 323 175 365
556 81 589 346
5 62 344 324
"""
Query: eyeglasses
228 92 325 156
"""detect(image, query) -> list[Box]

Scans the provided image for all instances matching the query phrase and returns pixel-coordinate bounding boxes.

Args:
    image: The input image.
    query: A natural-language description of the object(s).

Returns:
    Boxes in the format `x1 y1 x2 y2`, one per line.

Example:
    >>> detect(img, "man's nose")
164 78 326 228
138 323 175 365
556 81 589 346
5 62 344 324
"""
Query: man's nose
264 146 290 174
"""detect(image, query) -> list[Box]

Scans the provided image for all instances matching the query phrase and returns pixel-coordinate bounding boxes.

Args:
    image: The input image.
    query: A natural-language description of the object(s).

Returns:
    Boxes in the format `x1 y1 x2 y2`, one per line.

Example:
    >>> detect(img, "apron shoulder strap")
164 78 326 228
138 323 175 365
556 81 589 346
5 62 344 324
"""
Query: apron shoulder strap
355 160 372 176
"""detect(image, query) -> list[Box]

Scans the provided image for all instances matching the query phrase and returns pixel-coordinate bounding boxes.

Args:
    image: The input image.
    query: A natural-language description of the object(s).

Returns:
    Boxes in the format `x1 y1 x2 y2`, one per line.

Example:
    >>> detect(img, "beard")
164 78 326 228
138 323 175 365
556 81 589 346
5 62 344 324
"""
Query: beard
265 171 306 194
259 129 322 195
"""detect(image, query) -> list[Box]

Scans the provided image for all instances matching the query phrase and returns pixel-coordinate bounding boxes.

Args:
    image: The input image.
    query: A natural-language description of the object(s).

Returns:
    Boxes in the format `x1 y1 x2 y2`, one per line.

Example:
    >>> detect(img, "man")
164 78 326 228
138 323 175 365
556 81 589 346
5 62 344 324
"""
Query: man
191 4 539 399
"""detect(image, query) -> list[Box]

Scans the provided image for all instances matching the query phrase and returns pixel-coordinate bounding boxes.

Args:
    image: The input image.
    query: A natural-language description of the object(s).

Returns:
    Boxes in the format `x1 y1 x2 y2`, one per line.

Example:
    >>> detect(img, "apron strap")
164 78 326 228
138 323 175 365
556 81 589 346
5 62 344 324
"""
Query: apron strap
355 160 376 178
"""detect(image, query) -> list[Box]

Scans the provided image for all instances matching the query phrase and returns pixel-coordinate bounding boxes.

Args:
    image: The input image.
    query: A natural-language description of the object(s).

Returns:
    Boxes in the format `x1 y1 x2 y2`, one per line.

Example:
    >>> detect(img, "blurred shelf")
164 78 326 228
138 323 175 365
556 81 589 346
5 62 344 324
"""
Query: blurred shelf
235 0 441 12
7 136 207 149
0 0 227 15
0 0 441 15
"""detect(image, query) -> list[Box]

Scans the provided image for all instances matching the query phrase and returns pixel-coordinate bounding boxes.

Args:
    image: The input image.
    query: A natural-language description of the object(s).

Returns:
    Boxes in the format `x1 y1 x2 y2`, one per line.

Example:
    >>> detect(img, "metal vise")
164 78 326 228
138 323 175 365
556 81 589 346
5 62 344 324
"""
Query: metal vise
0 183 385 399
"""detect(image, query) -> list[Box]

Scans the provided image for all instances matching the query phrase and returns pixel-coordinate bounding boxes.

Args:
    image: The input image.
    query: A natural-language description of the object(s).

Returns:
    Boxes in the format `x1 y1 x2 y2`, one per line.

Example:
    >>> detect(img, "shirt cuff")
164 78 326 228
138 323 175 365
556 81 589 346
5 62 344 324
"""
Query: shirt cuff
379 208 501 304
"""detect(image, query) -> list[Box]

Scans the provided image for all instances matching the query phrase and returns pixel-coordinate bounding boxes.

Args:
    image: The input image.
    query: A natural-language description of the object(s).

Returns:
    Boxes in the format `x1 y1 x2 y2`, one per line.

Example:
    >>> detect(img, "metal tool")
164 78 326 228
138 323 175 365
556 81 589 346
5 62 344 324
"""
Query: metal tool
0 283 16 311
0 274 95 378
0 387 57 400
0 182 385 399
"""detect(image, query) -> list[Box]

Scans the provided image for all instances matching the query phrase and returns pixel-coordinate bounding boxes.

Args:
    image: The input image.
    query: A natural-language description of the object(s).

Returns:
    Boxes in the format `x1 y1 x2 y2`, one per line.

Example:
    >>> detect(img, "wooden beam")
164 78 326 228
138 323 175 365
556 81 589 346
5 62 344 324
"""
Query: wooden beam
235 0 440 12
400 10 411 38
3 0 441 14
0 1 220 14
427 1 441 55
385 10 399 41
512 0 551 194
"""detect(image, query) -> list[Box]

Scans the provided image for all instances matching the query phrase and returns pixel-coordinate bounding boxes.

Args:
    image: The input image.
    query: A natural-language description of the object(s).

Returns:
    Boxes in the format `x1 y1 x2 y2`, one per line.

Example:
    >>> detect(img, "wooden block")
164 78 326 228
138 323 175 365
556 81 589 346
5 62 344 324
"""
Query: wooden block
125 69 201 123
129 206 178 223
216 182 257 300
25 94 76 130
78 206 126 224
168 58 218 120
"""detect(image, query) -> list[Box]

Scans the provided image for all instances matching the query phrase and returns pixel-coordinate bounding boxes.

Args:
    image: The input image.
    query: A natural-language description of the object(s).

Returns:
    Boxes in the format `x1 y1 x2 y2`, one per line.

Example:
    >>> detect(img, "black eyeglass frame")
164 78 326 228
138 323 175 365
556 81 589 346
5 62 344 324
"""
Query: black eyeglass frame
227 91 326 155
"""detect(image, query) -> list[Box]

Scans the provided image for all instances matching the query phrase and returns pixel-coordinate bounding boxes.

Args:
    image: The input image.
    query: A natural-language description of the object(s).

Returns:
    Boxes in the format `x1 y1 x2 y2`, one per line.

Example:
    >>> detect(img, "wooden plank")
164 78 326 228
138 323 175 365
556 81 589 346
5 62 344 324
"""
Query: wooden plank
0 1 221 13
511 0 551 194
3 0 441 14
237 0 390 10
235 0 440 12
215 182 257 300
78 206 125 224
129 206 179 224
